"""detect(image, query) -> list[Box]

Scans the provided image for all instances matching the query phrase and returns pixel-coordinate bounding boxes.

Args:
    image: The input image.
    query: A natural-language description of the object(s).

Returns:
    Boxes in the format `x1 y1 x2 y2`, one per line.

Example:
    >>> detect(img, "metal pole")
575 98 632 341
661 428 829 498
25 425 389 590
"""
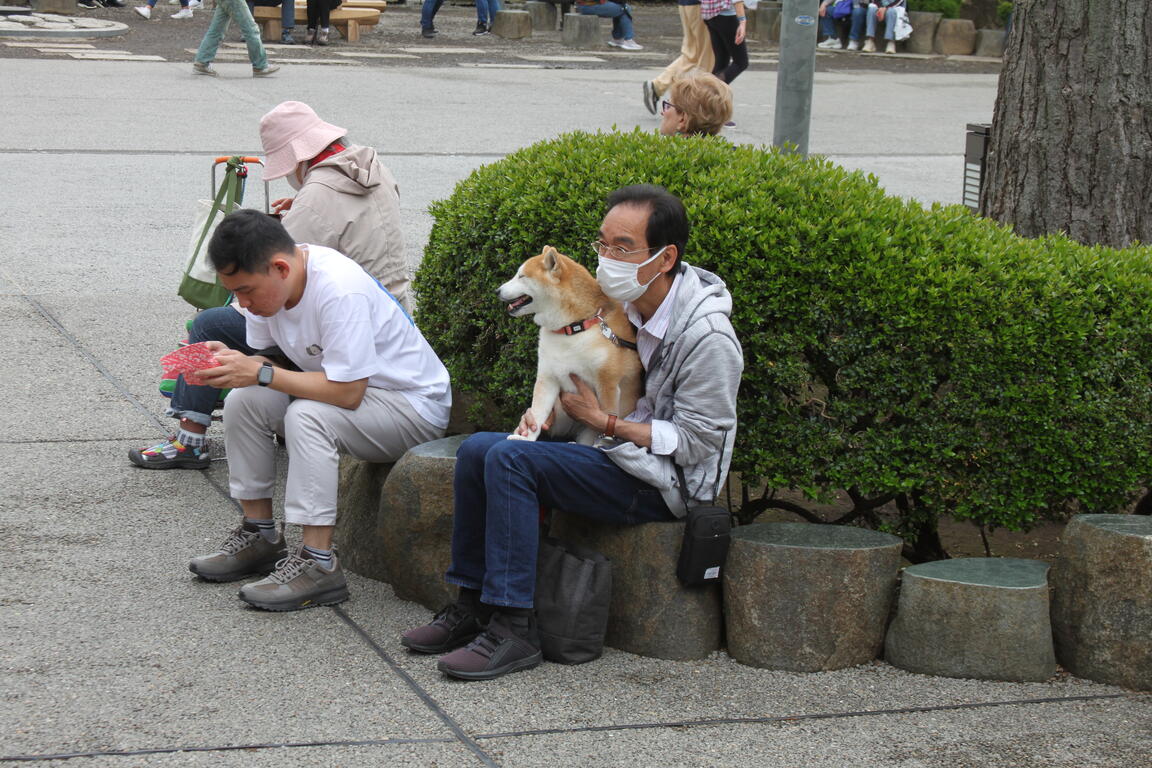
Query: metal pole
772 0 819 155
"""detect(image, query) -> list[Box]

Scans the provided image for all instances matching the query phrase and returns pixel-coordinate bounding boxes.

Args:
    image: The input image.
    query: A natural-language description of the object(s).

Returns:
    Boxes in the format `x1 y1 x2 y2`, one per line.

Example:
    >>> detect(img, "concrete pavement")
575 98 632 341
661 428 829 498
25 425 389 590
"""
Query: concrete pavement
1 57 1148 767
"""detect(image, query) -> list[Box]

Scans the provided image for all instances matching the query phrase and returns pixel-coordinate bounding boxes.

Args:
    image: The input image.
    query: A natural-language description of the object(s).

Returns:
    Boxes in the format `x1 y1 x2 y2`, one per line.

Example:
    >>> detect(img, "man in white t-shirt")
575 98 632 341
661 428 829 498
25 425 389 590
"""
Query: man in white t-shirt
186 209 451 611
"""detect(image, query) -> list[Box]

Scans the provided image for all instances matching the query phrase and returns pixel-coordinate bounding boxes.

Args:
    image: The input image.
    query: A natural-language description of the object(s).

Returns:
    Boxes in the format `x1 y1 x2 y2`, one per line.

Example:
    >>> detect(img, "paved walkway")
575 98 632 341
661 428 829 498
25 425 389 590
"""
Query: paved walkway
0 46 1148 768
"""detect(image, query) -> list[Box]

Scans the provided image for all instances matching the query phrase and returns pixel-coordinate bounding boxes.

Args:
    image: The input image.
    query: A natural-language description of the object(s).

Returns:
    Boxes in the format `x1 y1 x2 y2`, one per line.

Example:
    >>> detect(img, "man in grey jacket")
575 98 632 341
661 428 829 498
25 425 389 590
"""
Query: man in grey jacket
401 184 744 681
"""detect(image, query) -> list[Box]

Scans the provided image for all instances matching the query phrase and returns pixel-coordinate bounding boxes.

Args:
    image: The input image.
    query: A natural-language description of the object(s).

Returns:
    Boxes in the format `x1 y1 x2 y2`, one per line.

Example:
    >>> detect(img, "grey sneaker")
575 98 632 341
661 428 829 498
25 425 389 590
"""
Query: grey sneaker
238 547 348 611
188 522 286 582
401 602 483 654
252 64 280 77
437 611 542 681
192 61 217 77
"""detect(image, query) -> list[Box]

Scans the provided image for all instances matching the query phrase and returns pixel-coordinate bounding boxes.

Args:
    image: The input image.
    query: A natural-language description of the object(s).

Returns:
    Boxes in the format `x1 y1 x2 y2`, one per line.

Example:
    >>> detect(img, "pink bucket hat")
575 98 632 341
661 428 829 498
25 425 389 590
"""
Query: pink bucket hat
259 101 347 181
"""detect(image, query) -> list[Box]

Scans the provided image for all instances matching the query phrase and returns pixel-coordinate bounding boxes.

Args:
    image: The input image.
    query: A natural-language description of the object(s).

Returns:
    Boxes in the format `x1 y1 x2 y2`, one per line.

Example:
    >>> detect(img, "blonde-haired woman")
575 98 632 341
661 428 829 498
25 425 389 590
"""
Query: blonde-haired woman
659 73 734 137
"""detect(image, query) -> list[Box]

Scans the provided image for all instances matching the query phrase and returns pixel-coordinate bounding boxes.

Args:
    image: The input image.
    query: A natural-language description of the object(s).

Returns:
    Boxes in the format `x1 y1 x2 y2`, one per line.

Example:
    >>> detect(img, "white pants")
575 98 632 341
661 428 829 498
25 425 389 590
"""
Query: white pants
224 387 444 526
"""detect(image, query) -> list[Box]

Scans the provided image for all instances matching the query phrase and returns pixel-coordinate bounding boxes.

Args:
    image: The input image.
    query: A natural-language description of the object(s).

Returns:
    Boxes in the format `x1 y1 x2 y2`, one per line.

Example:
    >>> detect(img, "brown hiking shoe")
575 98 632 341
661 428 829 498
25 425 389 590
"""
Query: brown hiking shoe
238 546 349 611
401 603 483 654
437 611 542 681
189 522 286 582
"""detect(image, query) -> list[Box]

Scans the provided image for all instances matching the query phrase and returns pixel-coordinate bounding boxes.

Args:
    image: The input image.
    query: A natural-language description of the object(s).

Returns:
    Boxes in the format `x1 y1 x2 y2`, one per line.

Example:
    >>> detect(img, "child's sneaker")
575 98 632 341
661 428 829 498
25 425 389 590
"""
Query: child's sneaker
128 436 210 470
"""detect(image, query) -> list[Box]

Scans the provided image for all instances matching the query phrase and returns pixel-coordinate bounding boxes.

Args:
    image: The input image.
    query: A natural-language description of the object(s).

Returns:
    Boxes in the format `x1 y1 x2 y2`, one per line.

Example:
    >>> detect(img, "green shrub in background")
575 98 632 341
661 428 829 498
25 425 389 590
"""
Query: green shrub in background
415 130 1152 559
998 1 1013 26
907 0 961 18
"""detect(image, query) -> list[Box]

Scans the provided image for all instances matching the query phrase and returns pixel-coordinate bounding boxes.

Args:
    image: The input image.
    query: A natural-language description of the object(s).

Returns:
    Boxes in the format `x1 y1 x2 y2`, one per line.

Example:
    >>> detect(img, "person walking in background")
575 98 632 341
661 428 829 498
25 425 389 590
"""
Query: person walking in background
658 70 733 137
575 0 643 51
641 0 714 115
702 0 748 84
473 0 500 35
135 0 199 19
192 0 280 76
420 0 443 37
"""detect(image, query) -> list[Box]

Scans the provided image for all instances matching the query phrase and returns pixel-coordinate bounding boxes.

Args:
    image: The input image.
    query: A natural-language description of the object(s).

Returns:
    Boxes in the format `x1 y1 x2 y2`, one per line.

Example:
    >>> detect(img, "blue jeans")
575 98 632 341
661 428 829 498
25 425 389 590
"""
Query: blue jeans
195 0 268 69
249 0 295 31
166 306 256 428
446 432 675 608
866 3 897 40
476 0 501 25
822 5 865 40
577 2 633 41
420 0 443 30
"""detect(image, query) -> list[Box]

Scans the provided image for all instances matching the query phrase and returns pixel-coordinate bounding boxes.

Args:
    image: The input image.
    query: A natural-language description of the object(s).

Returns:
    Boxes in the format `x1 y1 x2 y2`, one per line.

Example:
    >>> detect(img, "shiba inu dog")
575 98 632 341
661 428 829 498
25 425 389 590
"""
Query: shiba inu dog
498 246 644 444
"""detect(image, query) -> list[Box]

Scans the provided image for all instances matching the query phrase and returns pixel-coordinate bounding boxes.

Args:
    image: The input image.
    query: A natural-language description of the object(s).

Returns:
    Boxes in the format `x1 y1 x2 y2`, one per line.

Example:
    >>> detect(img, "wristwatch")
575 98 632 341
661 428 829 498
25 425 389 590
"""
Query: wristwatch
257 362 275 387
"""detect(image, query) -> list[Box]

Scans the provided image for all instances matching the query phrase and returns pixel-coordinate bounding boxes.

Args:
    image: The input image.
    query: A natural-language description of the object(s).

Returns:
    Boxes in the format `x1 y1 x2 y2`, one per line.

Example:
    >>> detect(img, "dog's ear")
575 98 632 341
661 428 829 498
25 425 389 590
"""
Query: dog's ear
542 246 562 275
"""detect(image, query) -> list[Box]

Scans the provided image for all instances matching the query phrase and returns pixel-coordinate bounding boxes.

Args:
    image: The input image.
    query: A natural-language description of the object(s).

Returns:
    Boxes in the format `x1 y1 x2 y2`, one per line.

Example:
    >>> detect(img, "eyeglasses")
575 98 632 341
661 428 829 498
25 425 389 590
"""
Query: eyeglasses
660 100 678 114
591 241 657 260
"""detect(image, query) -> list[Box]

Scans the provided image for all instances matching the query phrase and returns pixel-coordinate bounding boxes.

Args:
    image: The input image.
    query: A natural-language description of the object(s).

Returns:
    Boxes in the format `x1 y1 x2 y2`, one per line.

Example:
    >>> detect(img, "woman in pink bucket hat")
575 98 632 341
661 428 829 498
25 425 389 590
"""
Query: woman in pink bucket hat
261 101 410 310
129 101 408 473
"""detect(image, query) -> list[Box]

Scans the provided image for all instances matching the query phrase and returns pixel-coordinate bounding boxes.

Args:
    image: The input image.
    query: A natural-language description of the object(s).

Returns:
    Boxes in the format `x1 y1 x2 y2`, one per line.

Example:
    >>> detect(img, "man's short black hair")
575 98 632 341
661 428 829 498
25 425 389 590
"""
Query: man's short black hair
605 184 689 271
208 209 297 276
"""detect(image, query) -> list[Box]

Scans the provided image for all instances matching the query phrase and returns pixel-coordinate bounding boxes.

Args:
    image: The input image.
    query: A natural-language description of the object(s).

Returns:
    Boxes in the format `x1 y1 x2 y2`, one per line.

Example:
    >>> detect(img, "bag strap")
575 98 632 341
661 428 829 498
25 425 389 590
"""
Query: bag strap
185 156 245 276
674 463 693 514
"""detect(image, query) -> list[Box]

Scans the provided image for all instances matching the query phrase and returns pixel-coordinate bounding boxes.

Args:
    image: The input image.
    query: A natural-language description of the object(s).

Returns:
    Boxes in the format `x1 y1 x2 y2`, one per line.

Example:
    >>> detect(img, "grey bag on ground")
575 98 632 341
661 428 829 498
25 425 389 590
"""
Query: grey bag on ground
535 537 612 664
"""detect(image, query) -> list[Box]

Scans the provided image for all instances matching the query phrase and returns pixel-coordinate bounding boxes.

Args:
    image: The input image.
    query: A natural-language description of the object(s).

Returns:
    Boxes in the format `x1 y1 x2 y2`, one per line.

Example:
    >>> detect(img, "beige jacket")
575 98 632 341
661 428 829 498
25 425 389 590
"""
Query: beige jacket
282 144 410 310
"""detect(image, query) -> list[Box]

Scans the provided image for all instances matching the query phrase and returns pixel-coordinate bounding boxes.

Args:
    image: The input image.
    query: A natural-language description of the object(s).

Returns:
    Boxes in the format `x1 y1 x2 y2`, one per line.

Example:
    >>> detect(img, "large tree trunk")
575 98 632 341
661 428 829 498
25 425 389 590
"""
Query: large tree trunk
980 0 1152 248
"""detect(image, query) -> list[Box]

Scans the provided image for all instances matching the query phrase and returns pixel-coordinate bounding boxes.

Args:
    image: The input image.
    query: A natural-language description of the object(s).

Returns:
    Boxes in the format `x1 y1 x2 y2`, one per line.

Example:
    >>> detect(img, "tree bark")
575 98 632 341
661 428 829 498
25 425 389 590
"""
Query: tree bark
980 0 1152 248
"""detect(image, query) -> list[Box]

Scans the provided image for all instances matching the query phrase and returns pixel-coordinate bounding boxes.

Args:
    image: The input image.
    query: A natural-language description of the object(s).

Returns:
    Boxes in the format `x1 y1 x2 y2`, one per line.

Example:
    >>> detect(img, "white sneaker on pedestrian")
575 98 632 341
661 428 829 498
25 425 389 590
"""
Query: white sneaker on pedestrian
616 39 642 51
133 5 151 18
846 39 861 51
817 38 841 50
171 7 192 17
885 40 897 54
188 0 202 7
862 37 876 53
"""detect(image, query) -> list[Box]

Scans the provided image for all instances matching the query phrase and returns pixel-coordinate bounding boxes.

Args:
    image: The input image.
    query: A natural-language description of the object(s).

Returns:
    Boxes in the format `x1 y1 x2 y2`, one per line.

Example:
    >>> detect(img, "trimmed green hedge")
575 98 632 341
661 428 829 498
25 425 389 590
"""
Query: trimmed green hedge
414 130 1152 550
908 0 962 19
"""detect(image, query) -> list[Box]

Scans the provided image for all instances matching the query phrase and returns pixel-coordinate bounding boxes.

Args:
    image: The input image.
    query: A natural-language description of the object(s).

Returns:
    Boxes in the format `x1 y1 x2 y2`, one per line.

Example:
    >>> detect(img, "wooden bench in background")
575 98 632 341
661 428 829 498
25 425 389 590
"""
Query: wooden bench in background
253 4 381 43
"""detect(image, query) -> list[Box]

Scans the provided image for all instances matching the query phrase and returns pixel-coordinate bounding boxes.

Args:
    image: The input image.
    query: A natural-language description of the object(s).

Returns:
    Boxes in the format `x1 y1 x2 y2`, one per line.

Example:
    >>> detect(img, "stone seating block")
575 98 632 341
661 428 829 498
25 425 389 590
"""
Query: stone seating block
334 457 394 582
884 557 1056 682
550 510 722 660
525 0 556 32
934 17 977 55
376 435 468 611
974 28 1006 58
905 11 941 55
31 0 76 11
561 12 600 48
492 9 531 38
725 523 903 671
1050 514 1152 691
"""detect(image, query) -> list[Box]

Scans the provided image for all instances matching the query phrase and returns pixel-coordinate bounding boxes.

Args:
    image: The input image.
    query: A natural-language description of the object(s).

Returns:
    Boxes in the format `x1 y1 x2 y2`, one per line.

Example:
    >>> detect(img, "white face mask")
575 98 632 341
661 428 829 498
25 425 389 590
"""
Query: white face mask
596 246 667 302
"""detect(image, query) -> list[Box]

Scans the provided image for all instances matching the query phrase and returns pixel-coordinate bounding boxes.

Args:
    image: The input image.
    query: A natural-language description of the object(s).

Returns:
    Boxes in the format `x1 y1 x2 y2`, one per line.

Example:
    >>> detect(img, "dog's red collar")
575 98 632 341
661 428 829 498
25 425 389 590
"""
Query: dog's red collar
553 310 638 351
554 311 603 337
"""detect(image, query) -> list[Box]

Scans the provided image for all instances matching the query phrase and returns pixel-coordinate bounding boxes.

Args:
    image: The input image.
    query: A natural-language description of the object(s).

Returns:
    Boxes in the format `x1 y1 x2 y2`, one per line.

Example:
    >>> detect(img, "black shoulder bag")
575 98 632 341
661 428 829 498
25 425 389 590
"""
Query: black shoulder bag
674 465 733 586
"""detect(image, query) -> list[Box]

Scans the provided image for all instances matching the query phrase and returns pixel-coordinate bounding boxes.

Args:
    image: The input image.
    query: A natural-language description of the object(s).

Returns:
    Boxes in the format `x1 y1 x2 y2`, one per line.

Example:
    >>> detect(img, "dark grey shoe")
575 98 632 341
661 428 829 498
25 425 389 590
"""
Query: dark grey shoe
401 603 483 654
238 547 349 611
642 80 657 115
437 611 542 681
189 523 286 582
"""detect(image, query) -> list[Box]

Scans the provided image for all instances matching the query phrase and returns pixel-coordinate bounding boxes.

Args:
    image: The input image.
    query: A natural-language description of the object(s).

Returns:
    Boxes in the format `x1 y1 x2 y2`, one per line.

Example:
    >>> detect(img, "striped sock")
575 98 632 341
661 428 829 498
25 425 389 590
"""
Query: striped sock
176 428 206 450
243 517 278 543
302 545 333 569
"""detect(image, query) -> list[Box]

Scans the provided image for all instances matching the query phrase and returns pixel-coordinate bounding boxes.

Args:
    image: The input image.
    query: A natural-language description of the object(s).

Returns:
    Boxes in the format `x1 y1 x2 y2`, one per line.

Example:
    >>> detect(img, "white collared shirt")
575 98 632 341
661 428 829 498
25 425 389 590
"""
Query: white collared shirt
622 271 682 456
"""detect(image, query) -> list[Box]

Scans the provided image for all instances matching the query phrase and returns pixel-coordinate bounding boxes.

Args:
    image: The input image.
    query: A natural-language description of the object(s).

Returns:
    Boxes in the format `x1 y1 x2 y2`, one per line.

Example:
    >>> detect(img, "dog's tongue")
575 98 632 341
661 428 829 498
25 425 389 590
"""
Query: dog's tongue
507 295 531 313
